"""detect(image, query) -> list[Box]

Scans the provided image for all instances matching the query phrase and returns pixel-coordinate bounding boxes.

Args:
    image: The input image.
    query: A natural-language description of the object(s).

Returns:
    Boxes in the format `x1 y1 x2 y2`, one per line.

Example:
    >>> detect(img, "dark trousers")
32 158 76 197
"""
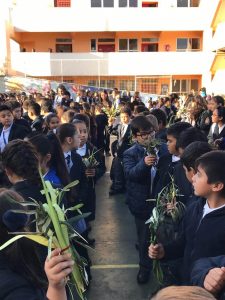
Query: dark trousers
110 156 125 190
135 216 152 271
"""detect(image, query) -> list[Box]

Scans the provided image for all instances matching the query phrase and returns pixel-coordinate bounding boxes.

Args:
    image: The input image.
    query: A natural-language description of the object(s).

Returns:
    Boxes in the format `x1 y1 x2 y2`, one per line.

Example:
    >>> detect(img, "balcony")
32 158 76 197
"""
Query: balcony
212 22 225 52
9 0 220 32
10 51 214 77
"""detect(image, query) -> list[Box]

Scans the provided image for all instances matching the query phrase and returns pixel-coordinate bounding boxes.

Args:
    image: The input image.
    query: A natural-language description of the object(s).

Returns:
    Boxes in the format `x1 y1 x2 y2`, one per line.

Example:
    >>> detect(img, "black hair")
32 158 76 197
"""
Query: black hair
130 116 153 136
177 127 208 150
150 109 167 127
28 133 70 188
212 95 225 107
2 140 41 186
120 106 132 117
41 99 53 113
0 104 12 113
57 123 77 144
73 113 90 130
45 113 59 127
6 101 21 111
28 102 41 116
195 151 225 198
167 122 192 140
134 105 148 114
0 189 47 289
217 106 225 124
181 141 212 171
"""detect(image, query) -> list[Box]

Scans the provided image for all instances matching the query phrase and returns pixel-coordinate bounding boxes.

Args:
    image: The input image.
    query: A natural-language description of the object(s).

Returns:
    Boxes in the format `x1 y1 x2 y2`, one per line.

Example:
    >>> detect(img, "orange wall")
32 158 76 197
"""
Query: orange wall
14 31 203 52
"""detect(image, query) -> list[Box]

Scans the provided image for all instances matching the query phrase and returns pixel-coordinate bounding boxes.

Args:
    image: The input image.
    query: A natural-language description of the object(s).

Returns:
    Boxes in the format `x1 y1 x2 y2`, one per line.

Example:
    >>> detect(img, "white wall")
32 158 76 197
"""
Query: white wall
10 51 214 77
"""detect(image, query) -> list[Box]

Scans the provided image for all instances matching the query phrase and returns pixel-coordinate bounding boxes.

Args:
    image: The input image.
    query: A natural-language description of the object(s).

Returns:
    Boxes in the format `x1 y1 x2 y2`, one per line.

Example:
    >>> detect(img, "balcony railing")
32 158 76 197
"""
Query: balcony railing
10 51 214 77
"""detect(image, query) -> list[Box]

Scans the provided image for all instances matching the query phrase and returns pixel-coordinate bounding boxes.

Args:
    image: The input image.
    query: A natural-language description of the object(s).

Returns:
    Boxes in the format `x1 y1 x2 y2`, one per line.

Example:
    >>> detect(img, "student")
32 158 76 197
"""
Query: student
0 104 30 152
108 107 132 195
28 102 44 132
40 99 53 119
57 123 92 279
57 123 87 209
149 151 225 285
73 119 105 223
0 189 73 300
153 122 191 198
28 133 69 188
123 116 161 284
150 108 168 142
208 106 225 149
151 286 215 300
7 100 31 130
43 113 60 134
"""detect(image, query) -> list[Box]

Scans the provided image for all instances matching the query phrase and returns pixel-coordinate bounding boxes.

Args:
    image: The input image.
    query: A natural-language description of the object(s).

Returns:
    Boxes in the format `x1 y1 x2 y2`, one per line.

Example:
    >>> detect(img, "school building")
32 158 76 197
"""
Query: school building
0 0 225 95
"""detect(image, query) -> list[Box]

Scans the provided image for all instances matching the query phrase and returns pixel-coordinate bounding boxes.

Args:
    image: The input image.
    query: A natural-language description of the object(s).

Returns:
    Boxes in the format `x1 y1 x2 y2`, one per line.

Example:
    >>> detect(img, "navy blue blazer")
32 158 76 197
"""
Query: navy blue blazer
163 198 225 284
0 123 30 142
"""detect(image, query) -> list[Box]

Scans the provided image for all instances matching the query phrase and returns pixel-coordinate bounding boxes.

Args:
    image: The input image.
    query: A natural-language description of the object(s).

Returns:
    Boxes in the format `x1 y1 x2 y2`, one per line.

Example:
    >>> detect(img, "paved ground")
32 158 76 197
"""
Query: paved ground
86 157 158 300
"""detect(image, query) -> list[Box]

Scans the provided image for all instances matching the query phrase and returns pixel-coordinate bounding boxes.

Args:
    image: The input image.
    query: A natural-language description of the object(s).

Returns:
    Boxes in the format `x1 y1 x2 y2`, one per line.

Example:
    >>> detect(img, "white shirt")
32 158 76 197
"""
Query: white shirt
202 201 225 219
64 151 73 171
0 123 13 152
121 123 128 138
211 123 225 134
172 155 180 163
76 144 87 157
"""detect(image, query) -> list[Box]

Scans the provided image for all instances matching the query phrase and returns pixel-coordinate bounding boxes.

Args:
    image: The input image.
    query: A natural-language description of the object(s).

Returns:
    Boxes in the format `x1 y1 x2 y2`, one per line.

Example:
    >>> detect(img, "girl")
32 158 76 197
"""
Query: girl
73 119 105 223
208 106 225 149
0 189 73 300
43 113 60 134
2 140 45 204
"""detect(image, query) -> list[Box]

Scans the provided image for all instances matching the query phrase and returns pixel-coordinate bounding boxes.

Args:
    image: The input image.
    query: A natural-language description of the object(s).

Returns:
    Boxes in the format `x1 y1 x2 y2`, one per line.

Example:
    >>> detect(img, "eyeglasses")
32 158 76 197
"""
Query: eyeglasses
136 131 155 138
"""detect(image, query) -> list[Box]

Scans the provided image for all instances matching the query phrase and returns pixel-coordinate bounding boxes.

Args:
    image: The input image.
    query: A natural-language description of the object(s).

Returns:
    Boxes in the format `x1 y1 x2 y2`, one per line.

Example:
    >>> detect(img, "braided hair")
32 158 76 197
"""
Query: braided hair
2 139 41 186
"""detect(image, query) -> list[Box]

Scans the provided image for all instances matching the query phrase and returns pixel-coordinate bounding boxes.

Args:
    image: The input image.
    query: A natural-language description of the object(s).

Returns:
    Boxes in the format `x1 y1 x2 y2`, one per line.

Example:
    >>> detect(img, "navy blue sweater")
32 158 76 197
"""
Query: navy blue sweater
163 198 225 284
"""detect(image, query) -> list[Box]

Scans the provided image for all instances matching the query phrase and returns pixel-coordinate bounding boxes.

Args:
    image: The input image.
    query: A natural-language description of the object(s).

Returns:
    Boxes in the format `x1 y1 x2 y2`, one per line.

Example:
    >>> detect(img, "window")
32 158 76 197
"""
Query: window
119 80 135 91
142 38 159 43
176 38 200 51
142 2 158 7
119 0 138 7
56 44 72 52
56 38 72 43
54 0 71 7
172 79 199 94
91 39 97 51
99 80 115 88
98 38 115 43
141 78 158 93
119 39 138 51
88 80 97 87
177 0 200 7
91 0 114 7
141 38 159 52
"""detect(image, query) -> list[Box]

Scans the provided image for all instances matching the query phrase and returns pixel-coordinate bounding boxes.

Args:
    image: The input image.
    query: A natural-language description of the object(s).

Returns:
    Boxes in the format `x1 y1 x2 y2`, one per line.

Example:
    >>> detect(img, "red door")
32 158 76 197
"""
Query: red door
98 44 115 52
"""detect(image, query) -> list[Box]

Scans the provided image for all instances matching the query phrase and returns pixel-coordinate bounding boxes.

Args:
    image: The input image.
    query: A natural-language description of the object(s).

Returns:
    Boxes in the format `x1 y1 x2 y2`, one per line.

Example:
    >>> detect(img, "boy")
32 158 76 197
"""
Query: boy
28 102 44 132
7 100 31 130
0 104 30 152
153 122 191 198
149 151 225 285
123 116 162 284
150 109 167 142
108 107 132 195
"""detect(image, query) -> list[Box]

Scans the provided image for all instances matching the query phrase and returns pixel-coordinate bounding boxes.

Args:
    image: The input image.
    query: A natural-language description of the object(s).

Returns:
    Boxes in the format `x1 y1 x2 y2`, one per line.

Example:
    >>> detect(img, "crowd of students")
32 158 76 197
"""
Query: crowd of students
0 86 225 299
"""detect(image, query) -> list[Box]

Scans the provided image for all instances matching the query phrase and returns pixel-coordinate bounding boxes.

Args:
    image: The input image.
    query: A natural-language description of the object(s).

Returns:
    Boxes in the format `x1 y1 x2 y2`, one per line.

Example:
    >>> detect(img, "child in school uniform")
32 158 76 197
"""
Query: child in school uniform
149 151 225 285
123 115 166 284
73 119 105 224
108 107 132 195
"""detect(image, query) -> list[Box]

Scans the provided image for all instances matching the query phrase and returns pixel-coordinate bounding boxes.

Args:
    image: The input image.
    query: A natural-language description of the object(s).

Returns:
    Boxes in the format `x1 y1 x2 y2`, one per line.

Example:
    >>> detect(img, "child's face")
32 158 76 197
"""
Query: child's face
75 123 88 147
167 135 178 155
135 129 155 146
210 100 218 112
0 110 14 127
192 165 212 197
212 109 221 124
12 107 22 120
49 117 60 130
72 132 81 150
120 113 130 125
183 165 195 183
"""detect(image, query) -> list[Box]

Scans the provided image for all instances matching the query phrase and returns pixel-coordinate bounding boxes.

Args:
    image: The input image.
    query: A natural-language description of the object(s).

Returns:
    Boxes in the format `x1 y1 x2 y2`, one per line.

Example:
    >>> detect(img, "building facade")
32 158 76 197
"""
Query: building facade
1 0 225 95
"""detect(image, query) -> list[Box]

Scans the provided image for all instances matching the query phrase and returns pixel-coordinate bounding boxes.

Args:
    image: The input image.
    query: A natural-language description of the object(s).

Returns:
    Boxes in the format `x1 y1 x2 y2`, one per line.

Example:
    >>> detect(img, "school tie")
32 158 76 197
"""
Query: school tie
65 154 71 170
